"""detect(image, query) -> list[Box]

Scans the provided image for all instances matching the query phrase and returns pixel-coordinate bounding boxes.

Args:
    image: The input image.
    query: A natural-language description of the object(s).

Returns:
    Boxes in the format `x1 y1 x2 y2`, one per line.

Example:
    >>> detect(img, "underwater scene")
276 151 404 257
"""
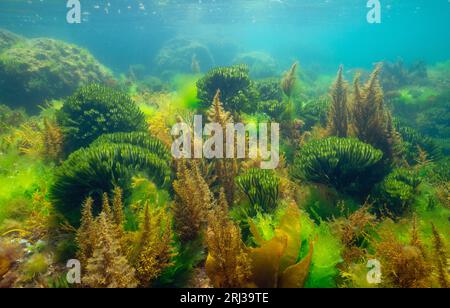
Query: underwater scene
0 0 449 290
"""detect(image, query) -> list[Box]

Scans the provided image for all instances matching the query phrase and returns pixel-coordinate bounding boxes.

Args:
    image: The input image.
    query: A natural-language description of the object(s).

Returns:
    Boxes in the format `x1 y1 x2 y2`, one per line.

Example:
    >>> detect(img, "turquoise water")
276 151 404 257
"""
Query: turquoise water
1 0 449 72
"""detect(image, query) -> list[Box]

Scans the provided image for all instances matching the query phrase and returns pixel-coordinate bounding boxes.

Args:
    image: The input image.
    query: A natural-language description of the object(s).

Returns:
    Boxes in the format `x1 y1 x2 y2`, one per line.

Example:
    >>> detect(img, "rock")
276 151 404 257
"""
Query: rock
0 29 24 53
154 38 215 76
0 35 113 113
233 51 278 79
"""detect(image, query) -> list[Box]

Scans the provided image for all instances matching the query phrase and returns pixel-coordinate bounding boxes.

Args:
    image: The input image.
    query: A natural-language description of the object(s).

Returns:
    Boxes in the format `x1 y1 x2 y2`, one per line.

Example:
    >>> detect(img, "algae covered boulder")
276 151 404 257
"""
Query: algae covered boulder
233 51 278 79
0 35 113 112
0 29 24 53
155 38 215 76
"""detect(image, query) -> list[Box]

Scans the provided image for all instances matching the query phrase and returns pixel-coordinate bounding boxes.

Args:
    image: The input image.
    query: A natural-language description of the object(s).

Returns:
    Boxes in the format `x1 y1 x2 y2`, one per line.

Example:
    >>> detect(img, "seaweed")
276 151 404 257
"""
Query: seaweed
0 26 448 289
247 204 314 288
206 202 315 288
206 90 238 205
375 226 432 288
0 238 22 280
197 64 258 114
0 104 26 135
255 78 286 120
372 168 421 217
132 203 175 287
255 78 284 103
236 168 280 213
205 189 252 288
0 35 112 112
57 84 147 153
431 224 448 288
291 137 384 194
173 160 212 243
397 125 443 164
280 62 298 98
42 118 63 163
327 66 349 137
351 65 397 161
83 212 138 288
299 96 330 130
50 132 172 226
336 205 377 263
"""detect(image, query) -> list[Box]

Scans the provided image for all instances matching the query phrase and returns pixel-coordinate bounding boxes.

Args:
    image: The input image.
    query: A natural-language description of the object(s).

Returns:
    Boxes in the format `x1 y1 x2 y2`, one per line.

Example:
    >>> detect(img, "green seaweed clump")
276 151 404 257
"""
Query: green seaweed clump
291 137 384 194
255 79 286 120
299 96 330 130
249 204 344 288
415 96 450 140
380 59 428 91
397 125 443 164
197 64 258 114
57 84 147 153
50 132 172 226
255 78 284 102
0 36 113 112
236 168 280 213
21 253 49 282
373 168 421 217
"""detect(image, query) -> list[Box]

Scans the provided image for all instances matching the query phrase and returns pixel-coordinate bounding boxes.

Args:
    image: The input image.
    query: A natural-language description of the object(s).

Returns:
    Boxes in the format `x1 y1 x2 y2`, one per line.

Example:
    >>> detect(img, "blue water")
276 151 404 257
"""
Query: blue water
0 0 449 73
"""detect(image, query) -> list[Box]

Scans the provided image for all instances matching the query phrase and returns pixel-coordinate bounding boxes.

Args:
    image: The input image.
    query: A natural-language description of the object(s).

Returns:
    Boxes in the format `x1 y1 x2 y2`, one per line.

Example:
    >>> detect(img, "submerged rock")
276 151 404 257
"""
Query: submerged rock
0 33 113 113
233 51 278 79
0 29 24 53
155 38 215 76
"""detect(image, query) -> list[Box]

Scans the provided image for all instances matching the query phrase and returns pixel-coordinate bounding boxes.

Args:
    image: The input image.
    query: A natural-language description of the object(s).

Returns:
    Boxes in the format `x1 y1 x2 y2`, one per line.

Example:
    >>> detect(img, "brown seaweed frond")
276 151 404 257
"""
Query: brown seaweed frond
431 223 448 288
13 122 44 157
101 192 113 221
111 187 125 227
83 212 138 288
327 65 349 137
414 145 432 168
205 189 252 288
376 231 431 288
281 61 298 98
352 65 384 143
351 64 396 160
215 157 239 206
410 214 426 258
77 188 130 272
206 89 237 205
133 203 175 286
338 204 377 263
435 182 450 209
76 197 95 266
207 89 232 126
0 238 23 282
385 110 403 162
173 160 213 242
42 118 63 163
3 117 63 162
